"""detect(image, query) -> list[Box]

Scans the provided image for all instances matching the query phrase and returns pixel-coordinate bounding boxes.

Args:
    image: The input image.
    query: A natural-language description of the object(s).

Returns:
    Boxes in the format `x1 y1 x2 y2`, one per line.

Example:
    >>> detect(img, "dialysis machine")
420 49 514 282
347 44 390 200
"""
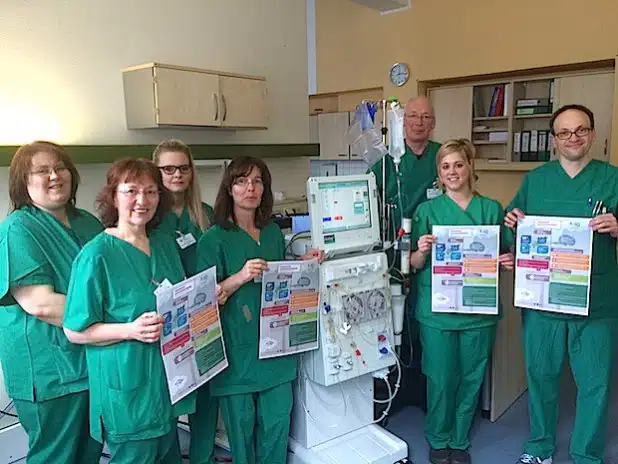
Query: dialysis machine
287 174 409 464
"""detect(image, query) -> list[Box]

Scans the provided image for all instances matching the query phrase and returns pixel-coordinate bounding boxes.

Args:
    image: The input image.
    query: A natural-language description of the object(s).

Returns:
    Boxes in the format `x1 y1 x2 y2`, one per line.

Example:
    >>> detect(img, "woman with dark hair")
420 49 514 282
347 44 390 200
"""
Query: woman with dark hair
0 141 103 463
63 158 195 463
196 156 322 464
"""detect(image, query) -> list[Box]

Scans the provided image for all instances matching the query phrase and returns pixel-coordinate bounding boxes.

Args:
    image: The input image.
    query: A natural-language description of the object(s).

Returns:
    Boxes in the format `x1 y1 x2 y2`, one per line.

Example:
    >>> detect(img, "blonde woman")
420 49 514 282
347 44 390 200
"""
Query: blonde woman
409 139 514 464
153 140 217 464
153 139 214 276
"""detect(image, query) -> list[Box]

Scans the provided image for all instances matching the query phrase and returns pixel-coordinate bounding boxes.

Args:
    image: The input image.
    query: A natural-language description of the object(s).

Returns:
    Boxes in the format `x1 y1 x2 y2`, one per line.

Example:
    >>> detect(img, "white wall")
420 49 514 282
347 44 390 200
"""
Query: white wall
0 0 312 218
0 0 309 145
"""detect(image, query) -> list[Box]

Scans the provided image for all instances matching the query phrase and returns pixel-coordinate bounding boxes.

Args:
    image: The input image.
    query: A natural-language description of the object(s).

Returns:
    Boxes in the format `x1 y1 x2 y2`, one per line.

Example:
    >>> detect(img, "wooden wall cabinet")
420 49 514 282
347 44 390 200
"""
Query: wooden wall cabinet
427 69 615 170
122 63 268 129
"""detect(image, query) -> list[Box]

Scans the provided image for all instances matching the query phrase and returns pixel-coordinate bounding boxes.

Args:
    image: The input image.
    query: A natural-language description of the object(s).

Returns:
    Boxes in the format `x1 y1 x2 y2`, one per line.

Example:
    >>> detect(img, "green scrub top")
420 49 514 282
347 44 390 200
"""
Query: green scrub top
368 141 441 234
508 159 618 320
411 194 513 330
63 230 195 443
158 202 214 276
196 221 296 396
0 206 103 402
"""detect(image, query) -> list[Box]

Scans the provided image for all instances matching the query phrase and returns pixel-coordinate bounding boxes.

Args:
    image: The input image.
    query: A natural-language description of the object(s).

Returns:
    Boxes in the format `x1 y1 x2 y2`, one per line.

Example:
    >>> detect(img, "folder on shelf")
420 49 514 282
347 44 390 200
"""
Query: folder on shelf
530 130 539 161
538 131 548 161
514 132 522 156
521 131 531 161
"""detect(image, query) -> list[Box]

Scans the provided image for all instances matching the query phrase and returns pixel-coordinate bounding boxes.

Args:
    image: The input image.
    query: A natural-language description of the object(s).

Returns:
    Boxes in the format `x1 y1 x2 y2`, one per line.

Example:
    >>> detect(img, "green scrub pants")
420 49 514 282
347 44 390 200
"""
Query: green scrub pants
419 324 496 451
219 381 293 464
188 384 219 464
522 310 618 464
106 423 181 464
13 390 102 464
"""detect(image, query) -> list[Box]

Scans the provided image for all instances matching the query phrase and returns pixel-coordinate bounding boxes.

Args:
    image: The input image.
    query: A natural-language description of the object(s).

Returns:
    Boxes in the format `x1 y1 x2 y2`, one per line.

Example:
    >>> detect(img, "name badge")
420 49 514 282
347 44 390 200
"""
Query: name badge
426 188 442 200
154 278 173 296
176 232 196 249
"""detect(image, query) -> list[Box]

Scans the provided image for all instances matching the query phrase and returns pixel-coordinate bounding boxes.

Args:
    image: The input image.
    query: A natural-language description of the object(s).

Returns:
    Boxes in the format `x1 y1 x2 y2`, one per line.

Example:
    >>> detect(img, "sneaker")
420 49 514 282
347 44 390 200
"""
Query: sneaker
429 447 450 464
450 449 471 464
517 454 553 464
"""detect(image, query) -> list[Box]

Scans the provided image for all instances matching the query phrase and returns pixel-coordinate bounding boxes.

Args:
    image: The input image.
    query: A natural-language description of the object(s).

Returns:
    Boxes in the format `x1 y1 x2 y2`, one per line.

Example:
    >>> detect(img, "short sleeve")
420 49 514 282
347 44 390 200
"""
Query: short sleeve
63 252 105 331
197 228 226 281
410 204 430 252
507 174 529 213
0 223 54 302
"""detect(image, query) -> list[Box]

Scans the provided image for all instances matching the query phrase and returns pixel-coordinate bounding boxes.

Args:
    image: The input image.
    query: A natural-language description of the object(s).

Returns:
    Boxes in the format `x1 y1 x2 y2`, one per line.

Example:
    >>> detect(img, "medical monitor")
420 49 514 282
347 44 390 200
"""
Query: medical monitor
307 174 380 257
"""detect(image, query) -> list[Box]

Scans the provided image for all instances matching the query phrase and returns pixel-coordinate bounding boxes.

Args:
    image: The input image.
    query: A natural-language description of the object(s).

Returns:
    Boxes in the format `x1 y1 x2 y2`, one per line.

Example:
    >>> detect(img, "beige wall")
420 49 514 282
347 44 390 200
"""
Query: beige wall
315 0 618 200
316 0 618 96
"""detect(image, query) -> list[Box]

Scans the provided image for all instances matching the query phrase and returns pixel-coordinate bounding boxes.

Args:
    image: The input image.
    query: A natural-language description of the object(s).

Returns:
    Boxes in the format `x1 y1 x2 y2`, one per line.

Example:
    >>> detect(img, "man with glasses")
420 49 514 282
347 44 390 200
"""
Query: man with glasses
368 96 442 238
367 98 441 423
505 104 618 464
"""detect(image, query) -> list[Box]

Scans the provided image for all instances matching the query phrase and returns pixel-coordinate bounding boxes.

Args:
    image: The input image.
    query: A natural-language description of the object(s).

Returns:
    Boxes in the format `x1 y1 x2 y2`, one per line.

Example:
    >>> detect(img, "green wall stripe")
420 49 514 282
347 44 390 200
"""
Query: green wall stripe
0 143 319 166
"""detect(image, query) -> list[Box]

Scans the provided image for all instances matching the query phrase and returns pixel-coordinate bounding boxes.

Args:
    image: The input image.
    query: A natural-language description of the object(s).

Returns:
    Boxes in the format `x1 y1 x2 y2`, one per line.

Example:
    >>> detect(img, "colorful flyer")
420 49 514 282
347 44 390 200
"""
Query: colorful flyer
431 225 500 315
515 215 592 316
156 266 228 404
259 259 320 359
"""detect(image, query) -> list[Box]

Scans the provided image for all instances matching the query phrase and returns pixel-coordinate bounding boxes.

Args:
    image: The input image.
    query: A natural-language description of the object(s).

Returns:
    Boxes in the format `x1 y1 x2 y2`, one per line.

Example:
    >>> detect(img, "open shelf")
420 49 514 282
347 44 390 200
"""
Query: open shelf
473 140 507 145
473 116 508 121
472 127 509 133
515 114 553 119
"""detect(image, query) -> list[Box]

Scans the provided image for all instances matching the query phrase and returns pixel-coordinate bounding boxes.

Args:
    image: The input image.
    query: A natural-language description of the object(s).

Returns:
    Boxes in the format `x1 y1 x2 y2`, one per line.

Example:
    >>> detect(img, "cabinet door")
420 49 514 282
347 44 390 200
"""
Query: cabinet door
220 76 268 128
429 86 473 143
154 67 220 126
317 113 350 160
309 115 319 144
554 72 614 161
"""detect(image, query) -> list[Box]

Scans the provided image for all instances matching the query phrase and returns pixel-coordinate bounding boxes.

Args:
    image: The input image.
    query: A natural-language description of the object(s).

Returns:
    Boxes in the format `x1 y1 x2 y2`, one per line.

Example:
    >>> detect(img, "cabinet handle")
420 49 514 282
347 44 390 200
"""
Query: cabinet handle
222 94 228 122
338 153 348 157
213 93 219 121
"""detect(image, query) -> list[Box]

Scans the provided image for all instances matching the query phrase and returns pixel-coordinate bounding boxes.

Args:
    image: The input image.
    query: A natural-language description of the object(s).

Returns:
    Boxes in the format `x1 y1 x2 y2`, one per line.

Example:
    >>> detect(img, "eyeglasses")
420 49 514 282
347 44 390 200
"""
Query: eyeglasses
233 177 263 188
158 165 192 175
30 165 69 177
405 114 434 123
117 188 160 198
554 127 592 140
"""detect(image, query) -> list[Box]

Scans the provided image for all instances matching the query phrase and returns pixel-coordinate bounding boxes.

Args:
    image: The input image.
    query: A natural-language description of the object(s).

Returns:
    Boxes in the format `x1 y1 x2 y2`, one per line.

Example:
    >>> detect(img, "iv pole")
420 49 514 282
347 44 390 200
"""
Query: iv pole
361 99 389 245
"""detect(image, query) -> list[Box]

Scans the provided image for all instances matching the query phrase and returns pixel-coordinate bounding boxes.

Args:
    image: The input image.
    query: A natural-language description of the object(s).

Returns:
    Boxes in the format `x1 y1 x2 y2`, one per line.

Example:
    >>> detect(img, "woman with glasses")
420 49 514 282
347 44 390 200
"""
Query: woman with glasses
0 141 103 463
196 157 323 464
153 139 214 275
63 158 195 463
152 140 220 463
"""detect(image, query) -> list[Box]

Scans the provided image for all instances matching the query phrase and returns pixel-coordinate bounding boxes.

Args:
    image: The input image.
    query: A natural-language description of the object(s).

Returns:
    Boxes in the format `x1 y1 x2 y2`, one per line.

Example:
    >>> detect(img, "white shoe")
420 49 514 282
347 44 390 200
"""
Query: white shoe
517 454 553 464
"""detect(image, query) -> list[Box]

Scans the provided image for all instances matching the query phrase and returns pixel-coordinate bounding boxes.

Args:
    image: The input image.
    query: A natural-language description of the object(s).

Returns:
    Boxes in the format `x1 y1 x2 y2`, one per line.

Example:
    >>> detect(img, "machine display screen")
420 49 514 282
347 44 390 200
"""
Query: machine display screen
318 180 372 234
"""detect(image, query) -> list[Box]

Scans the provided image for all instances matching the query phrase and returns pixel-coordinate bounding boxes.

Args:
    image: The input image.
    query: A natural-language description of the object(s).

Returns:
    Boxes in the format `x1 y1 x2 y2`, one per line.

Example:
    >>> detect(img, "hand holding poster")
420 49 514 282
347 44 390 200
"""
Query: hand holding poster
514 215 593 316
431 225 500 315
155 266 228 404
259 259 320 359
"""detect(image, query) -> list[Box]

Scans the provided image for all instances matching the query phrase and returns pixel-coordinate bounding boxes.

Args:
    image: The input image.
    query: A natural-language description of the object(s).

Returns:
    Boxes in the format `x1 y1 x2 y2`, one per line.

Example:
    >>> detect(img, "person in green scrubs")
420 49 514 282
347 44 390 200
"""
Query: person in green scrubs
368 97 442 238
153 139 218 464
505 104 618 464
196 156 322 464
63 158 195 464
0 141 103 464
410 139 514 464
